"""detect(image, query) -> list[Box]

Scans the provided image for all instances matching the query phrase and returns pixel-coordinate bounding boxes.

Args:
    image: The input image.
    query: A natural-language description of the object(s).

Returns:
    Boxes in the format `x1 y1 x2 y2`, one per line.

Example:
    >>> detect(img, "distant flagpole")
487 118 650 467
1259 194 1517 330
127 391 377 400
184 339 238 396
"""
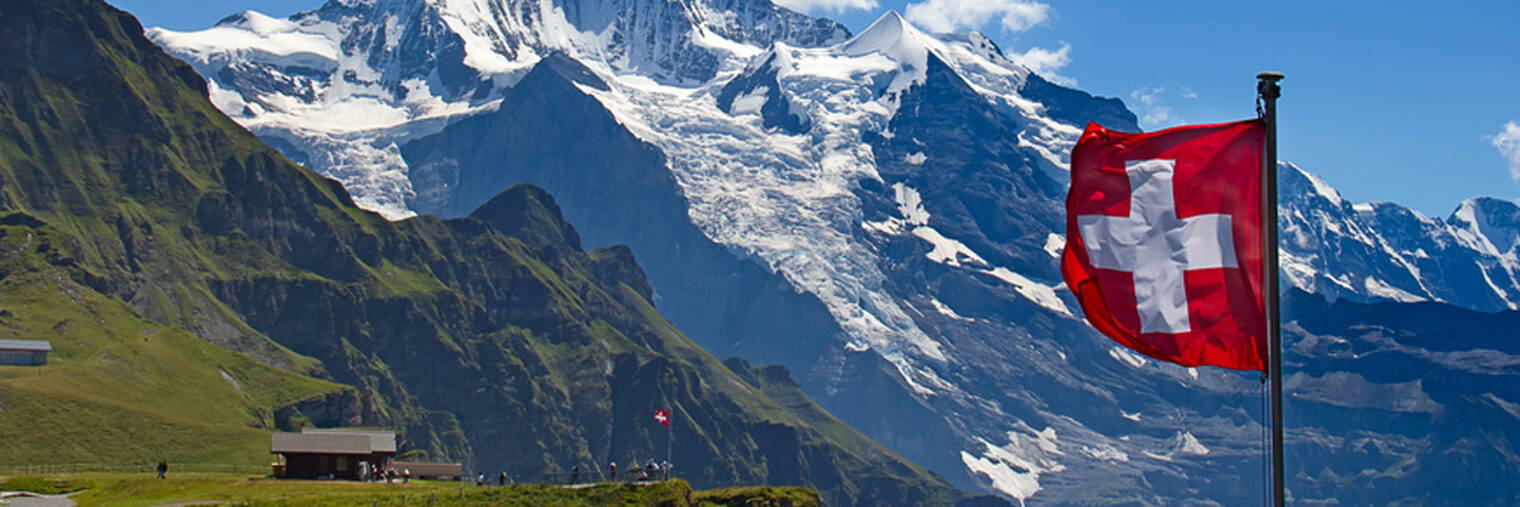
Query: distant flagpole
1257 71 1286 507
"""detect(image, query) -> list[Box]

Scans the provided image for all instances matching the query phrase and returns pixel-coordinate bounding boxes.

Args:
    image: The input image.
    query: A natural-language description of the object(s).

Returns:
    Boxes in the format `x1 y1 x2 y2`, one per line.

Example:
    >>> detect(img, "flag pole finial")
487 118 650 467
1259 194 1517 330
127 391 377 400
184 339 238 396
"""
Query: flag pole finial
1258 72 1284 99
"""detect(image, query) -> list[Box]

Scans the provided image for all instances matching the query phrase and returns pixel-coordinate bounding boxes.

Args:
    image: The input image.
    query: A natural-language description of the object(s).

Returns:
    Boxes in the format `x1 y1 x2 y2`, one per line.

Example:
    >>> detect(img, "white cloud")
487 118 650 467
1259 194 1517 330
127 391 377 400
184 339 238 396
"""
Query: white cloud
904 0 1052 34
1179 86 1198 100
1493 121 1520 182
1010 42 1073 86
773 0 879 14
1130 86 1175 128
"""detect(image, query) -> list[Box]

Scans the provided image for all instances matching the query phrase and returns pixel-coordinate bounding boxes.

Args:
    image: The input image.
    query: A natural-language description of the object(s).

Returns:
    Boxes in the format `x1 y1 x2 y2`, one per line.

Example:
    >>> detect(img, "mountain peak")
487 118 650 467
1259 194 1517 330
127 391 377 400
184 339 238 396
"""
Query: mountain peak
1451 196 1520 232
1280 161 1346 208
469 183 583 252
528 51 608 92
878 9 909 26
214 9 289 33
841 9 931 62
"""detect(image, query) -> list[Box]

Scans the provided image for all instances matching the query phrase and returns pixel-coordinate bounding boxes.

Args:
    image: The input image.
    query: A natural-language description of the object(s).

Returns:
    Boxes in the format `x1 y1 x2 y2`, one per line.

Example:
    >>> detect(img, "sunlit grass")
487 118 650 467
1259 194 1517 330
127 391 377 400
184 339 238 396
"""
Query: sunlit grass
0 473 819 507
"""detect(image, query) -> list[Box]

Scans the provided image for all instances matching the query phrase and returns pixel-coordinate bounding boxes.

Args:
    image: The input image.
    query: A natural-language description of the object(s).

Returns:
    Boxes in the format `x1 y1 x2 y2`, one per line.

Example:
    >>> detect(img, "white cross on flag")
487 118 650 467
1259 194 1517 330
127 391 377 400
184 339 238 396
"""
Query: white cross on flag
1062 120 1268 372
654 409 670 427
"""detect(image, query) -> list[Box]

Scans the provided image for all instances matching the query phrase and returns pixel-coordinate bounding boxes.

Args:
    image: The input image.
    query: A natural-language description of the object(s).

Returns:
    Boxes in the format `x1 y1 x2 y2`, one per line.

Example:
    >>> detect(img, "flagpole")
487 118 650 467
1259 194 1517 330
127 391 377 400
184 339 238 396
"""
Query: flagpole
1257 71 1285 507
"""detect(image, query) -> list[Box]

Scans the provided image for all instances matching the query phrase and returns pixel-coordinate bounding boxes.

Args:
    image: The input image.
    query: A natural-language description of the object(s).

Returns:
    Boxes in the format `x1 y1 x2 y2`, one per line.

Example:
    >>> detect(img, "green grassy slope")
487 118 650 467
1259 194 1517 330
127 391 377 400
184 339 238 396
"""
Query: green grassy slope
0 0 998 504
0 217 352 466
2 474 819 507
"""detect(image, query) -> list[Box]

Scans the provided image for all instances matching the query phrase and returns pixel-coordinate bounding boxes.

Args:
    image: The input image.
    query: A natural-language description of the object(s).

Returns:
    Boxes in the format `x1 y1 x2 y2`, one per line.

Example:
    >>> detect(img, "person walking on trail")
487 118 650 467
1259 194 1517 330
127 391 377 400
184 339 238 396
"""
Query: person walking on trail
498 471 507 486
609 461 617 482
475 473 484 486
403 468 411 484
156 461 167 479
570 464 580 485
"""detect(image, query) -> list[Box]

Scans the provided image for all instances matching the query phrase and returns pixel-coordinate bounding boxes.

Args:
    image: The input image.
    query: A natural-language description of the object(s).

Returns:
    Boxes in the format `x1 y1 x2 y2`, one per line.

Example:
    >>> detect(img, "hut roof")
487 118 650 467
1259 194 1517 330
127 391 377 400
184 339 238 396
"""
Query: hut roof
271 430 396 455
0 339 52 351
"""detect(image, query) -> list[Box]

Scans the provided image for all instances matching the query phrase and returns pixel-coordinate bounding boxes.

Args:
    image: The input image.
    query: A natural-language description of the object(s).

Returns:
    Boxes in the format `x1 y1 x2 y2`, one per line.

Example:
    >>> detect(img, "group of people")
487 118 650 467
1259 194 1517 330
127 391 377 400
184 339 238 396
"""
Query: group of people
602 460 671 483
475 471 515 486
471 460 673 486
362 463 410 484
460 460 674 487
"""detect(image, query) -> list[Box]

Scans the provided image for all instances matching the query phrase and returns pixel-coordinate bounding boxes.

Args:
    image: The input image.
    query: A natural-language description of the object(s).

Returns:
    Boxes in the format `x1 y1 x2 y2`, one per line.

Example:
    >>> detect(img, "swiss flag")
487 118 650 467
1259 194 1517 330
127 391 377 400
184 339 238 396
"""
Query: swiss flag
654 409 670 427
1062 120 1268 372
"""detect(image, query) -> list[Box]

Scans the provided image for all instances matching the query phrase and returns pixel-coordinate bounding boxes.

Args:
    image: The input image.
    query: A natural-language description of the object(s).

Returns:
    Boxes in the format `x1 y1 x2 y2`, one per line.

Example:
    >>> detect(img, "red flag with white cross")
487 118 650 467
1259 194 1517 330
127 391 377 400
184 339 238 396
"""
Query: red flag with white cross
654 409 670 427
1062 120 1268 372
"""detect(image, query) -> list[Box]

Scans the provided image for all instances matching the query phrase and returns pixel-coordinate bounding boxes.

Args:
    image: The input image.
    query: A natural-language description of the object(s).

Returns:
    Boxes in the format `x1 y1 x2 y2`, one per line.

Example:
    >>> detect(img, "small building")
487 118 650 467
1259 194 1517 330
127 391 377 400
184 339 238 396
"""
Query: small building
270 428 396 480
0 340 51 366
390 461 463 481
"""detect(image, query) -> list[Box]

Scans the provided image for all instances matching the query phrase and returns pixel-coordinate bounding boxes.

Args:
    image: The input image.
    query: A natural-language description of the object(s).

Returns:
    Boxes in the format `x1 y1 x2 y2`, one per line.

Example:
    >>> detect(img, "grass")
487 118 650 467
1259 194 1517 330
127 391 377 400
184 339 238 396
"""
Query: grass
0 476 86 495
0 473 819 507
692 485 823 506
0 262 350 466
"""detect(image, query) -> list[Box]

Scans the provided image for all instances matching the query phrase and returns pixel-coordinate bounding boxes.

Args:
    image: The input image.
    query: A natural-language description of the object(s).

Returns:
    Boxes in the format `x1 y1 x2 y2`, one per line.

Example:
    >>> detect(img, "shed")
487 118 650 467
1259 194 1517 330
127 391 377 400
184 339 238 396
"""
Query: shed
270 429 396 480
0 340 51 366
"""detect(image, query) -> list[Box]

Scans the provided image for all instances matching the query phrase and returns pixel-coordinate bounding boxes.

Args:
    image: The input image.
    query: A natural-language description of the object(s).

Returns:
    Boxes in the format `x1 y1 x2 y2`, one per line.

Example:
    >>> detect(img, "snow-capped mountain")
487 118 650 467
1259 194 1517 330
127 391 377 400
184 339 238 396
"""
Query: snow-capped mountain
1280 164 1520 312
150 1 1520 503
148 0 847 217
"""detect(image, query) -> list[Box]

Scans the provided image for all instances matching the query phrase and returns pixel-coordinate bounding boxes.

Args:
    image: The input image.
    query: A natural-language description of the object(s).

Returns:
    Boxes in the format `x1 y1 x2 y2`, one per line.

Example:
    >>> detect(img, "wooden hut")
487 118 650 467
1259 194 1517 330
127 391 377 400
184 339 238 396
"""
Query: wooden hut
0 339 51 366
270 429 396 480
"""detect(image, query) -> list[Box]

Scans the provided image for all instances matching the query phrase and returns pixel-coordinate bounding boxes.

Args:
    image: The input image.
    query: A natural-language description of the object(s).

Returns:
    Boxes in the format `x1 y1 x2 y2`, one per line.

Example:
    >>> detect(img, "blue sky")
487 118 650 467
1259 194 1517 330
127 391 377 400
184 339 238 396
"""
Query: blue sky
110 0 1520 218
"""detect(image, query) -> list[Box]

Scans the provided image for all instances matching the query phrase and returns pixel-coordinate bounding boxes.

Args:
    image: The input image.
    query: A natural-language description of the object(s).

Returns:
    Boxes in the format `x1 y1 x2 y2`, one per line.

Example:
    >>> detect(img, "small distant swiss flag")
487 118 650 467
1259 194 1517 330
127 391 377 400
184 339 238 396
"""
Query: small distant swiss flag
654 409 670 427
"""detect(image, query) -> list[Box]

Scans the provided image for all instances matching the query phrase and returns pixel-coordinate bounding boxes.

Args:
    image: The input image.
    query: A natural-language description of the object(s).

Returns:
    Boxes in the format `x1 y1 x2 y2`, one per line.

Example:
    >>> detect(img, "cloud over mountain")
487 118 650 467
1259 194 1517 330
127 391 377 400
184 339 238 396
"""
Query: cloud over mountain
904 0 1051 34
1494 120 1520 182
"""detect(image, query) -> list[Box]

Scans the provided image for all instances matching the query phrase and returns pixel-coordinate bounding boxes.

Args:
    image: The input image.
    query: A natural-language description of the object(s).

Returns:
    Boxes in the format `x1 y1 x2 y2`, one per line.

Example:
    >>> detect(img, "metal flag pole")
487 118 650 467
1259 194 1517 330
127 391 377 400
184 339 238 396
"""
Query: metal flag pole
1257 71 1285 507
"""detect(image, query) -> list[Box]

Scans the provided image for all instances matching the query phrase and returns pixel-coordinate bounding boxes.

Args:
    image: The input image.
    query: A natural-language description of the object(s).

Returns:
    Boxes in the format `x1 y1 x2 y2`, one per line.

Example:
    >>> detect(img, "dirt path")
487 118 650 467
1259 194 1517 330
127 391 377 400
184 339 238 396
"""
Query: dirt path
0 492 77 507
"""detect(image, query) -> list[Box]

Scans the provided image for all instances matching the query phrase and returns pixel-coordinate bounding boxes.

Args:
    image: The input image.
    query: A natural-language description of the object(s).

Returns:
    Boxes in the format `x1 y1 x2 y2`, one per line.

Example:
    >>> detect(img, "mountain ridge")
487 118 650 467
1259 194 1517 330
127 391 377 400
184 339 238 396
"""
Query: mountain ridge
1279 161 1520 312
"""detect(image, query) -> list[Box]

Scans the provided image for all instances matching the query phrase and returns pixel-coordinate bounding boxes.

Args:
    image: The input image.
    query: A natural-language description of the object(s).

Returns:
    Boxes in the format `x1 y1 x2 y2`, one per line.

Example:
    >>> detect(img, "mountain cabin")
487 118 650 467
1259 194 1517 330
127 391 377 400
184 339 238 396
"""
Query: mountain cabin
270 428 396 480
0 339 51 366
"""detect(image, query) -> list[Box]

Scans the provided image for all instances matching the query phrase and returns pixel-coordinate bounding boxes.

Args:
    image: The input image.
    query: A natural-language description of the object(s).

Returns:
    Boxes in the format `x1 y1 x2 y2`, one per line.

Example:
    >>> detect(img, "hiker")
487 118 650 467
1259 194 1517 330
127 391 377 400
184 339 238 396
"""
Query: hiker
498 471 507 486
156 461 167 479
660 461 670 480
387 467 397 484
570 464 580 484
609 461 617 482
475 473 484 486
403 468 411 484
645 461 656 481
